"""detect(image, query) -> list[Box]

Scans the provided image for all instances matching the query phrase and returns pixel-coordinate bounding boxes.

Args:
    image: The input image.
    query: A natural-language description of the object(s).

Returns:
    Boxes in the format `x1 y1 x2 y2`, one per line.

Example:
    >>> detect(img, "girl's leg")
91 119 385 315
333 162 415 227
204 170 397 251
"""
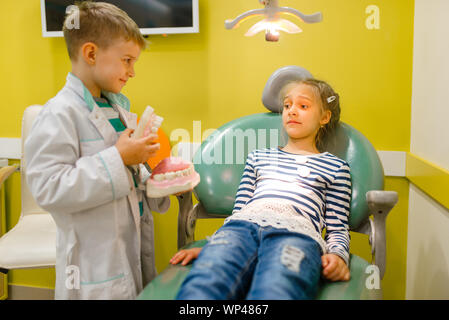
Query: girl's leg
246 228 322 300
176 220 259 300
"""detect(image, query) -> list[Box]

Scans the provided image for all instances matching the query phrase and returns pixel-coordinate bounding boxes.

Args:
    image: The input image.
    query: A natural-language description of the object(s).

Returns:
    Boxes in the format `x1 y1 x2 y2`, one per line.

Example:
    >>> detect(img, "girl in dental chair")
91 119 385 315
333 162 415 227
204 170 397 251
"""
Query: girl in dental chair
171 79 351 300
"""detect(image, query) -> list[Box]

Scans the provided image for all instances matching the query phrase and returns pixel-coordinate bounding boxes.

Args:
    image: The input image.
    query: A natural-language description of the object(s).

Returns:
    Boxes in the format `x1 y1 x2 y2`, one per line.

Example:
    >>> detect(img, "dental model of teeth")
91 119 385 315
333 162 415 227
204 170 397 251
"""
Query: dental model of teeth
146 156 200 198
129 105 164 174
132 106 164 140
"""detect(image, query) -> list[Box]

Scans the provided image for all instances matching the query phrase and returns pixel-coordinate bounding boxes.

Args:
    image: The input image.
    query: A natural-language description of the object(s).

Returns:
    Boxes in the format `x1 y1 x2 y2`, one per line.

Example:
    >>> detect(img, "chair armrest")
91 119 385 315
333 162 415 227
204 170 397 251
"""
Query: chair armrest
176 191 197 250
176 191 228 250
366 190 398 279
0 165 18 187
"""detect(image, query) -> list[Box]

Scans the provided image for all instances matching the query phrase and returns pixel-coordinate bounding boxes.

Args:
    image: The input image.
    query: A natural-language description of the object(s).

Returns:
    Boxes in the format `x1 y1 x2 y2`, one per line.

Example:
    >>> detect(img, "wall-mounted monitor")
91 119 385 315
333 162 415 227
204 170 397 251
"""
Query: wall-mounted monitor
41 0 199 37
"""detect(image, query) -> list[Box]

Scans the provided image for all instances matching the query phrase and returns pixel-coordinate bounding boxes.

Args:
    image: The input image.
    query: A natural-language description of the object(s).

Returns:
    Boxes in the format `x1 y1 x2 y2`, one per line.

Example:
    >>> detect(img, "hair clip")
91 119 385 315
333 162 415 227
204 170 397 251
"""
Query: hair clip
327 95 336 104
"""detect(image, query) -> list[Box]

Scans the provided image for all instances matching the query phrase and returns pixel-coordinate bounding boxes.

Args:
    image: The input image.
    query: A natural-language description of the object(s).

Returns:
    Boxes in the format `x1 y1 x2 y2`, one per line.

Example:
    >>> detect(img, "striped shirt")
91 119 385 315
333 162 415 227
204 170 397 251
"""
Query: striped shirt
94 96 127 133
229 147 352 264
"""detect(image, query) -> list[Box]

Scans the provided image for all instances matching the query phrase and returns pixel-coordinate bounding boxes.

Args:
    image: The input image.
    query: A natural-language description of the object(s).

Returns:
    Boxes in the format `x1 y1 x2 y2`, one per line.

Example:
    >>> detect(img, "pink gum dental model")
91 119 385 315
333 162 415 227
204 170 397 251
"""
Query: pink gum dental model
146 157 200 198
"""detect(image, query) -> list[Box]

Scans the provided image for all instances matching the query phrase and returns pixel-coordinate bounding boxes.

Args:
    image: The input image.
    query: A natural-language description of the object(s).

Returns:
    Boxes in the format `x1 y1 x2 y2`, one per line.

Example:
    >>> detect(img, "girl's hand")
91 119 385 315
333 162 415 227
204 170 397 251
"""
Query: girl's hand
116 129 160 166
170 247 202 266
321 254 350 282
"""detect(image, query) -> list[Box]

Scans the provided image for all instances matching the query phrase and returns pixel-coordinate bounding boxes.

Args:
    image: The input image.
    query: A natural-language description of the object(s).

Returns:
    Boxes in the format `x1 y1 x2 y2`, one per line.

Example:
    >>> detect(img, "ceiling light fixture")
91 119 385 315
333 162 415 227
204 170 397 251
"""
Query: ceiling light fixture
225 0 322 42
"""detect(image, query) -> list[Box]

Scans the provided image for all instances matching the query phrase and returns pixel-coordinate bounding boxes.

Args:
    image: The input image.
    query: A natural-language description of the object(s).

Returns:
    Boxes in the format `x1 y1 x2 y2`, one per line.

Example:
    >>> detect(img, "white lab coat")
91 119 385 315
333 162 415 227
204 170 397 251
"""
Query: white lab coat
25 73 170 299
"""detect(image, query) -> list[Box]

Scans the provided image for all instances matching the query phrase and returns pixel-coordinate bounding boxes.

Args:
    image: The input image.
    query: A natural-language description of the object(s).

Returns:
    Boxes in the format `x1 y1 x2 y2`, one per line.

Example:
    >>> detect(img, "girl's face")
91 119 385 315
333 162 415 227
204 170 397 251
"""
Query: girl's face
282 83 331 143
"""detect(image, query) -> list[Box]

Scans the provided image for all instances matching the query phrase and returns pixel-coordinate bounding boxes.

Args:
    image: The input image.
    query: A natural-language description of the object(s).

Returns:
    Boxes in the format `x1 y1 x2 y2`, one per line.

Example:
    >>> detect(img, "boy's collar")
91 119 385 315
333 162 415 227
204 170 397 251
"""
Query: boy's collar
66 72 131 112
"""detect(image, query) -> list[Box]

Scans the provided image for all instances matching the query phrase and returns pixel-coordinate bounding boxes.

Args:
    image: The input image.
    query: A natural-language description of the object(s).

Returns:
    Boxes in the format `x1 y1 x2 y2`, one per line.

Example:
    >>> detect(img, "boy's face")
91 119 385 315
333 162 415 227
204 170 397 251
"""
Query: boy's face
91 38 141 95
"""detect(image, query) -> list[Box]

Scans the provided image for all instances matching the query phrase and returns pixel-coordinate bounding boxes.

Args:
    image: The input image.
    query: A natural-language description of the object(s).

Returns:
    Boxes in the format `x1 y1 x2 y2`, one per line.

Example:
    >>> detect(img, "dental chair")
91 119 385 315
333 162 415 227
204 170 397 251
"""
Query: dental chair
0 106 56 280
138 66 398 300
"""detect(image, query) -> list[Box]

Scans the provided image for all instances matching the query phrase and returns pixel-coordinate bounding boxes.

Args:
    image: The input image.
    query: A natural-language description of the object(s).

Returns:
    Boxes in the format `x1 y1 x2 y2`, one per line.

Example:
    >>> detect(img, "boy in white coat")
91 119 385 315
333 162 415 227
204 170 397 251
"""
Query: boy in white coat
25 2 170 299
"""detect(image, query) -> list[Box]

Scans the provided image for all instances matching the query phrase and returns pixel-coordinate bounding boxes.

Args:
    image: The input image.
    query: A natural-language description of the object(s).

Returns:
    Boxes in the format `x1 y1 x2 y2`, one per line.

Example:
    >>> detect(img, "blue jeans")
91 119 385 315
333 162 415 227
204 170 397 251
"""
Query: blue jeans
176 219 322 300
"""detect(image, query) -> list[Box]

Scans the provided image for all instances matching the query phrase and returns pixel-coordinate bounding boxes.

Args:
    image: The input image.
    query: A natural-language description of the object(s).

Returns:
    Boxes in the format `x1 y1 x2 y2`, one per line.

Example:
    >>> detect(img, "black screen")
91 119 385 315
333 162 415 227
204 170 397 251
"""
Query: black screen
44 0 194 32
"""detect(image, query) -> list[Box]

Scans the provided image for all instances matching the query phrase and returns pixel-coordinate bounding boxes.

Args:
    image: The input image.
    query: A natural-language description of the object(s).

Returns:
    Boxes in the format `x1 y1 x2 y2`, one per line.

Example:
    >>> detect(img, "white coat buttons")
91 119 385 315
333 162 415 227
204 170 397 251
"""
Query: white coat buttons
297 166 310 177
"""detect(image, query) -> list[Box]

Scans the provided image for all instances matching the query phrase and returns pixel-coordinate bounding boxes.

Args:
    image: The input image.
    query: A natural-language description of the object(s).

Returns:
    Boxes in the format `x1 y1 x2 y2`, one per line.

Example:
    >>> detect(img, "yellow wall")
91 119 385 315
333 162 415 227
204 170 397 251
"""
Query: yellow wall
0 1 414 298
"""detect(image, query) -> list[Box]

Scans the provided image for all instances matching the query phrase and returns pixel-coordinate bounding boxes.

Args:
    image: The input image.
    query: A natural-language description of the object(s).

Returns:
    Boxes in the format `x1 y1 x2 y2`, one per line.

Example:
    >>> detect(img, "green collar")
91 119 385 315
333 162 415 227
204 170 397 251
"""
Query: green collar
67 72 131 112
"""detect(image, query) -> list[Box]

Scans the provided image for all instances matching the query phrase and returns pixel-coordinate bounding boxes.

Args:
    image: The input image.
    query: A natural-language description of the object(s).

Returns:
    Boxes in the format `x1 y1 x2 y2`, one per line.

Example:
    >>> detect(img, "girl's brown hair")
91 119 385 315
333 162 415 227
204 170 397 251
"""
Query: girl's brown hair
280 78 341 152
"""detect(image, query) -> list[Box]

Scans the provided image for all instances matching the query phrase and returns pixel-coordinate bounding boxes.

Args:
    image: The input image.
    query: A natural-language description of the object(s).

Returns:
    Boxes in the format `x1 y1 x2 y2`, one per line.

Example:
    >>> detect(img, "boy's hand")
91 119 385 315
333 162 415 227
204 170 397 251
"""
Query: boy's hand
321 254 350 282
116 128 160 166
170 247 202 266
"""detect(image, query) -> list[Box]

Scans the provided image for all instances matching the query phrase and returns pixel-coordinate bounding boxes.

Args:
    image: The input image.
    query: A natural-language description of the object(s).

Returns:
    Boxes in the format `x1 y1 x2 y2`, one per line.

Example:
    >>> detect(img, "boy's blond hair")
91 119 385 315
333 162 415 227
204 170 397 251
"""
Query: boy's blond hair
63 1 146 61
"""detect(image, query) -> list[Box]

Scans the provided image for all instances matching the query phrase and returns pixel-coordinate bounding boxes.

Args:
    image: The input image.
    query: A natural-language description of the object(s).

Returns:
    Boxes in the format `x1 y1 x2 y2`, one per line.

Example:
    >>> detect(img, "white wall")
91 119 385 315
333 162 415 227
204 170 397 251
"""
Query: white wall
410 0 449 168
406 186 449 299
407 0 449 299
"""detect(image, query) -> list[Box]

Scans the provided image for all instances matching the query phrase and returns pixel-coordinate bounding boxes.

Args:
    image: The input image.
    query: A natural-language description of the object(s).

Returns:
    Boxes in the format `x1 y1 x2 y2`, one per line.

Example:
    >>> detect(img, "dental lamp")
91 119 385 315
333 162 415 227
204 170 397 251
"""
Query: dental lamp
225 0 322 42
